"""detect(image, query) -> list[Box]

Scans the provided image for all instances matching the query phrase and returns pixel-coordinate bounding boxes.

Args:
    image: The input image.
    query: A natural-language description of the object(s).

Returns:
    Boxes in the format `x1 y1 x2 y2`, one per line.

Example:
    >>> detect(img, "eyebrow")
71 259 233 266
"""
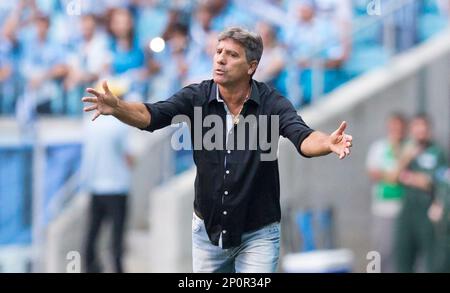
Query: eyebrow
217 47 240 56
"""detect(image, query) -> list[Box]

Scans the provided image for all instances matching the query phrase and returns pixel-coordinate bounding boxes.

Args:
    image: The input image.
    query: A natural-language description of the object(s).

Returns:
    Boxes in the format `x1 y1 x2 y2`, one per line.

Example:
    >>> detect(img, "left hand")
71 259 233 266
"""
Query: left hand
428 201 444 223
329 121 353 160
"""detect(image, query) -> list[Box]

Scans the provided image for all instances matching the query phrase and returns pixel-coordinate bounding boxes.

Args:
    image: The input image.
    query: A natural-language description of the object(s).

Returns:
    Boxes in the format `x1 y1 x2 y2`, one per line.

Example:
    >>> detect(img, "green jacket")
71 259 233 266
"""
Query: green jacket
404 143 447 208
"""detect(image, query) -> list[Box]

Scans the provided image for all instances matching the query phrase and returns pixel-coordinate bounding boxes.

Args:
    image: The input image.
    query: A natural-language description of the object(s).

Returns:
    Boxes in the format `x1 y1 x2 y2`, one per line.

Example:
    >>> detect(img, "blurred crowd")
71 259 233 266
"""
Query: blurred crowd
0 0 449 120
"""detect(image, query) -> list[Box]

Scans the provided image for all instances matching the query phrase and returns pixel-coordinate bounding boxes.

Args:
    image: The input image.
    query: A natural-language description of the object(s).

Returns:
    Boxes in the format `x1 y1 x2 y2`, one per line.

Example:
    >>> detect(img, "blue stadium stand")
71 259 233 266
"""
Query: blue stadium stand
0 144 33 245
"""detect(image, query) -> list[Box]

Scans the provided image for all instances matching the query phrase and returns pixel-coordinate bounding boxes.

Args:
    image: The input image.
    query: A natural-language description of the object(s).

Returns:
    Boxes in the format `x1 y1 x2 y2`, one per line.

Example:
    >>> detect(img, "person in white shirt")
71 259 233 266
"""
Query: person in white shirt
366 113 408 273
253 22 286 87
81 83 134 273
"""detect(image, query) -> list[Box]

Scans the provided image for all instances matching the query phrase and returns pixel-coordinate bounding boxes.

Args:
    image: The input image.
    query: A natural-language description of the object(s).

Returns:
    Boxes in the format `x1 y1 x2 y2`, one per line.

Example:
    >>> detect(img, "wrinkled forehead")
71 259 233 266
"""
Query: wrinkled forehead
216 38 245 53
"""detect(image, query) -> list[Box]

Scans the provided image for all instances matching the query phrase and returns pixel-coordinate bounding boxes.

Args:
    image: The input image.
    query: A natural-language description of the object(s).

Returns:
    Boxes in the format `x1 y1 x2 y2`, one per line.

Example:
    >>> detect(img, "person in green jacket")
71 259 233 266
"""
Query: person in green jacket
395 114 447 273
429 167 450 272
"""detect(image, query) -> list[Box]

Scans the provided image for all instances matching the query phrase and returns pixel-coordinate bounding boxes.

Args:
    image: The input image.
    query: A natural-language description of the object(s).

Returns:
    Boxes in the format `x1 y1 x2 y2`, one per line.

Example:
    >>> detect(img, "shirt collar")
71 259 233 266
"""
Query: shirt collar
208 80 260 105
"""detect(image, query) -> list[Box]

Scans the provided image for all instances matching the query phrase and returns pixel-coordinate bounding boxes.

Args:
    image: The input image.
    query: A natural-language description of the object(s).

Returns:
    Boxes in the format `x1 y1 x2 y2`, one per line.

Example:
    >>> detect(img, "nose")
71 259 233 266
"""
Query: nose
216 52 225 65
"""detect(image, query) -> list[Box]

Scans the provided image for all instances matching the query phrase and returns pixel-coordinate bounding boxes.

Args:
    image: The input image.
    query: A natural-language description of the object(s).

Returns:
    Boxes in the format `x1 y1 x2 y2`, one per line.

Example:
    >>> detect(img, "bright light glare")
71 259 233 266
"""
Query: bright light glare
149 37 165 53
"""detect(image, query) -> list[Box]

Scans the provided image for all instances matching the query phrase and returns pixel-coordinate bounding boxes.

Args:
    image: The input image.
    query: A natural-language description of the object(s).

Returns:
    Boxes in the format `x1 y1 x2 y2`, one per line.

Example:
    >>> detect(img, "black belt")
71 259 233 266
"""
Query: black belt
194 209 204 220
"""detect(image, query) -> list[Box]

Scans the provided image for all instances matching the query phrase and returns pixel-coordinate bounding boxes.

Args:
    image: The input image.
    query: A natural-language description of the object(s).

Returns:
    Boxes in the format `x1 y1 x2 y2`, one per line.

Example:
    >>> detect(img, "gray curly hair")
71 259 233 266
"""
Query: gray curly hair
218 27 264 65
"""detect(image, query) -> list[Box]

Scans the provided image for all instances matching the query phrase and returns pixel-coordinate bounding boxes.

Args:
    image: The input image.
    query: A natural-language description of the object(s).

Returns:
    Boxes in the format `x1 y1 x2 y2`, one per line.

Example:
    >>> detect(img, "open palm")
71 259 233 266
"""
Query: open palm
82 80 119 121
329 121 353 160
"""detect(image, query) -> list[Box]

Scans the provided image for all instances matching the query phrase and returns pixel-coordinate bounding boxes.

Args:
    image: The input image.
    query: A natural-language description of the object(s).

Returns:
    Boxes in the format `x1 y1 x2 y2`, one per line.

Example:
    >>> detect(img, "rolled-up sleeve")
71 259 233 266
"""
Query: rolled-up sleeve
140 85 197 132
274 96 314 157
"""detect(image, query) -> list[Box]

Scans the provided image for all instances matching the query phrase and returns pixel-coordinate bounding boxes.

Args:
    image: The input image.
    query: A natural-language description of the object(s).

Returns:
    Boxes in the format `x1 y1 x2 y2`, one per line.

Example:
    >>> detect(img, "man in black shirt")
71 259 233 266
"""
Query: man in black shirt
82 27 353 273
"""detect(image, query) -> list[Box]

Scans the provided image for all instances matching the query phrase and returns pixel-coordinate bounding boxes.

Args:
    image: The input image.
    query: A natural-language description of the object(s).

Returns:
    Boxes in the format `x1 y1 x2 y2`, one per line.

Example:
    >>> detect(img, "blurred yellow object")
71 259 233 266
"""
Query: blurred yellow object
94 78 130 98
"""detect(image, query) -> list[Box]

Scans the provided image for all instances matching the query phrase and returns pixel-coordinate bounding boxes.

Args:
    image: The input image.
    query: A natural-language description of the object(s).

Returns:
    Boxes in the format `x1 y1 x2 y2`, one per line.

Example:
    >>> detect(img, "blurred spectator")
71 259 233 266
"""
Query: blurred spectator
37 0 83 47
81 81 135 273
3 2 69 115
366 113 408 273
0 2 15 27
183 3 215 86
134 0 170 48
107 8 144 75
380 0 421 53
185 31 217 85
254 22 285 83
429 165 450 272
55 0 131 16
0 37 14 114
64 14 111 116
314 0 352 61
429 122 450 273
106 7 146 100
149 23 189 100
284 0 346 106
0 45 12 83
189 2 214 51
207 0 254 31
395 114 447 273
234 0 287 27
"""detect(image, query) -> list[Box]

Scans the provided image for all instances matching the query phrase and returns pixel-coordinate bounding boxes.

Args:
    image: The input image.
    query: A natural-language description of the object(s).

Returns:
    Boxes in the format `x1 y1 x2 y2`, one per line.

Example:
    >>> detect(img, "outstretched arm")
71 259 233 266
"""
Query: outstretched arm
82 80 150 129
300 121 353 159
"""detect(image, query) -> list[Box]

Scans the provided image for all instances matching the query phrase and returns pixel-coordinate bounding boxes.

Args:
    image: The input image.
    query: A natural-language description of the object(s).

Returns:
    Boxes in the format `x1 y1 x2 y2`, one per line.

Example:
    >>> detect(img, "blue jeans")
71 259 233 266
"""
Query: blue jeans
192 212 280 273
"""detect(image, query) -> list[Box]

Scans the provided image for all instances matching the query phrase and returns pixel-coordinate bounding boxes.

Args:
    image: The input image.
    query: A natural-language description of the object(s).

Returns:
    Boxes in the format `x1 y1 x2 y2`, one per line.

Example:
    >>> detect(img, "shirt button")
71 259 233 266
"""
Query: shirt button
224 191 228 195
223 211 227 215
223 230 227 234
226 170 230 174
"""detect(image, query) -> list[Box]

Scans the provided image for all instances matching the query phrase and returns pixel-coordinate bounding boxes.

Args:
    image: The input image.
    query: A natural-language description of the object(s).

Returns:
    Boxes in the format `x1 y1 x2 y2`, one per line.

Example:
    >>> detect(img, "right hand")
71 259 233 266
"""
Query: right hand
402 143 421 163
82 80 119 121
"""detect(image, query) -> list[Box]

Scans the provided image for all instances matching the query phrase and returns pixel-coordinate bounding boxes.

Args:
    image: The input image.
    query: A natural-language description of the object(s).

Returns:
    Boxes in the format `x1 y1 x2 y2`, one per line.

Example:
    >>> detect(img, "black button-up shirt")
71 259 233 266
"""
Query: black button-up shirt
141 79 314 248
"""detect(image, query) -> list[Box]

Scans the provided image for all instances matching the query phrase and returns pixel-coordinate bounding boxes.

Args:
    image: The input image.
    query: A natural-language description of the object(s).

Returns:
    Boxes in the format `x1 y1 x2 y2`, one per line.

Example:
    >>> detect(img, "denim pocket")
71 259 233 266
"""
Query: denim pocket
192 213 203 233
